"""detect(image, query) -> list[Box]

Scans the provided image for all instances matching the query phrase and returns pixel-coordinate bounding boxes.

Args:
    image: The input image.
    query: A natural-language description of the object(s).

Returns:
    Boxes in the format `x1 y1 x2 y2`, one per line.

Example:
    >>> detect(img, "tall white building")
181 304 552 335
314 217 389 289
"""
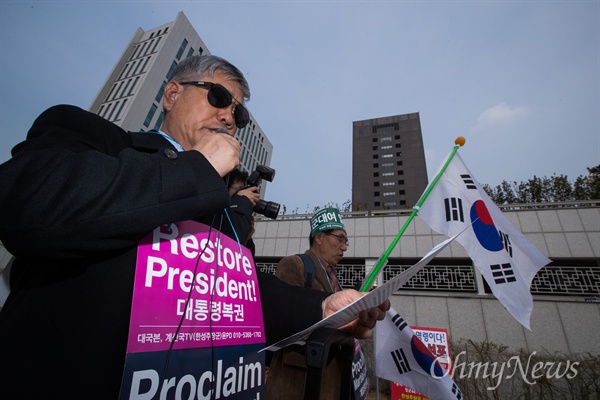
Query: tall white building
89 11 273 186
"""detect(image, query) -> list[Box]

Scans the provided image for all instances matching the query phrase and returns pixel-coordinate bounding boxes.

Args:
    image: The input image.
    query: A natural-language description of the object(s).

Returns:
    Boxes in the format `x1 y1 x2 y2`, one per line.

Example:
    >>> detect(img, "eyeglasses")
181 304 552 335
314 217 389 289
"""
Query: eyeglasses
326 232 349 246
179 81 250 129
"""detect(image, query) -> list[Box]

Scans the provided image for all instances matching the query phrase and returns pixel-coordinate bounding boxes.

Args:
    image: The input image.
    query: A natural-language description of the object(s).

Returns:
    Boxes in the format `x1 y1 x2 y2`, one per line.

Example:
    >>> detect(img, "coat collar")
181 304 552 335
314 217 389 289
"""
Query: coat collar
129 131 177 152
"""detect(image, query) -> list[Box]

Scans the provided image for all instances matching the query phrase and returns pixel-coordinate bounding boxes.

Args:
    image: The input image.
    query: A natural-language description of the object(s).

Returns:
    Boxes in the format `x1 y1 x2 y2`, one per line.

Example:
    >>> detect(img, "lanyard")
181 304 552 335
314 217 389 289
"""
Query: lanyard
311 252 341 293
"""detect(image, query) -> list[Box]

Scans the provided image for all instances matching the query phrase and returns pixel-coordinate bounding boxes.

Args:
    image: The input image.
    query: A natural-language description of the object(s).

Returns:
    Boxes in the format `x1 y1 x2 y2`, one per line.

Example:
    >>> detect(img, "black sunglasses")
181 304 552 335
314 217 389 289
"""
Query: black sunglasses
179 81 250 128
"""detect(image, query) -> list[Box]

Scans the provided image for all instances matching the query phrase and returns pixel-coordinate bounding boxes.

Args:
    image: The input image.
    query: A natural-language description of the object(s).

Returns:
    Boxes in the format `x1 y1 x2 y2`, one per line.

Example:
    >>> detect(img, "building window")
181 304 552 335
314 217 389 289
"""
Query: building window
138 42 149 58
143 104 158 127
152 37 162 53
153 111 164 131
155 81 167 102
373 172 379 177
143 41 153 56
167 61 178 79
176 39 188 60
112 81 124 100
381 145 392 150
140 57 151 73
106 83 118 102
372 146 378 150
372 122 399 133
399 190 405 195
396 161 403 166
383 182 395 186
381 162 393 167
372 138 377 143
135 59 146 75
382 172 394 177
395 143 401 148
118 65 127 80
373 163 379 168
115 99 128 121
129 77 140 96
383 192 395 196
384 201 397 207
374 182 380 187
398 170 404 175
129 45 139 61
382 154 393 158
395 135 400 140
129 61 138 77
373 154 378 159
380 137 392 142
398 180 405 185
186 48 194 58
107 101 119 121
102 103 113 118
400 200 406 206
375 202 381 207
119 80 131 98
121 63 132 79
374 192 380 197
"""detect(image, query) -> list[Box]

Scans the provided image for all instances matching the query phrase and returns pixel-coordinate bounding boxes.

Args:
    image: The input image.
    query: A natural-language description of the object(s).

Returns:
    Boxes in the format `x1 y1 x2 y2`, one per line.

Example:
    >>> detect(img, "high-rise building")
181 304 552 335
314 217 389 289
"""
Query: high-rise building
352 112 428 210
89 11 273 188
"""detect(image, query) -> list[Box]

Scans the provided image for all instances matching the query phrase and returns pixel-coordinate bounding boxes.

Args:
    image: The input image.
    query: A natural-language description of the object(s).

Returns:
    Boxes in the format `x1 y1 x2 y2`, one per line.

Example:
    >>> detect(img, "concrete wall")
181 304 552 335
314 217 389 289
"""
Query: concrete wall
253 205 600 260
388 293 600 356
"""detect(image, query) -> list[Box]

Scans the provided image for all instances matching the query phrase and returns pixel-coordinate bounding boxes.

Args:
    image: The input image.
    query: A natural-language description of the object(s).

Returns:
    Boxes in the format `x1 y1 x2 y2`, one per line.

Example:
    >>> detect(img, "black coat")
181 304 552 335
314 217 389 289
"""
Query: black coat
0 105 326 399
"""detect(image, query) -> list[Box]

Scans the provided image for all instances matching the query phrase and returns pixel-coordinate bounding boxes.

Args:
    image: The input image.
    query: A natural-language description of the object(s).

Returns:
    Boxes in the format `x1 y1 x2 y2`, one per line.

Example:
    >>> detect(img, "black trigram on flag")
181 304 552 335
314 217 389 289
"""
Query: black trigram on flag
490 263 516 284
460 174 477 190
391 313 408 332
499 230 513 257
452 382 463 399
444 197 464 222
391 347 411 375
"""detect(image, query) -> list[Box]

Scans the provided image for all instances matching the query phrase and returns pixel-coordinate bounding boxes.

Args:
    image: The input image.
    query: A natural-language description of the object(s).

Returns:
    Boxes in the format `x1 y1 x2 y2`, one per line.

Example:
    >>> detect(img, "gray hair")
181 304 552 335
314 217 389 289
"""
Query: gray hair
168 55 250 101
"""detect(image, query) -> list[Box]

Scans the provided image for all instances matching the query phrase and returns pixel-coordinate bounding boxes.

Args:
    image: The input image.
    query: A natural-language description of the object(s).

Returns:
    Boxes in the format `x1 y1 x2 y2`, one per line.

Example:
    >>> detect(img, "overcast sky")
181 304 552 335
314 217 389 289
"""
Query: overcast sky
1 1 598 213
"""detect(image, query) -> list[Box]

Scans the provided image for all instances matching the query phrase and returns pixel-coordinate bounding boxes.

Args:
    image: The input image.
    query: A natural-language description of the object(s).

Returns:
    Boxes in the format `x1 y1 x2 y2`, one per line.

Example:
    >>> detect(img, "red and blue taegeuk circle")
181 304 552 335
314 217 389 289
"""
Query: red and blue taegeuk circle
470 200 503 252
410 335 445 378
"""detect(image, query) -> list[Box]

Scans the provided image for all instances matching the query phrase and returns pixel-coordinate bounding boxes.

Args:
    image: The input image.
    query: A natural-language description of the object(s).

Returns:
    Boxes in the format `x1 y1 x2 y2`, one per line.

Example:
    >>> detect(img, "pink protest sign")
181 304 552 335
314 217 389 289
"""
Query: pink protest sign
126 221 264 353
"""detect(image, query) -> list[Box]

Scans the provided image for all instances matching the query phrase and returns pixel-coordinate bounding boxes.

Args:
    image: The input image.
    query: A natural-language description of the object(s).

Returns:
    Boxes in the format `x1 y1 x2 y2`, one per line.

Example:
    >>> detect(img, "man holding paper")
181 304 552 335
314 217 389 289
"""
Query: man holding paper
0 55 388 399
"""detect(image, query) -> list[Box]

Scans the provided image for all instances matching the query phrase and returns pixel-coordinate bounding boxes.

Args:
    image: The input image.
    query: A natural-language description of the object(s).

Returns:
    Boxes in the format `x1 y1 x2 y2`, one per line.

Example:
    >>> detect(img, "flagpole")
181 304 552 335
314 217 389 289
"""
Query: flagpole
359 136 466 292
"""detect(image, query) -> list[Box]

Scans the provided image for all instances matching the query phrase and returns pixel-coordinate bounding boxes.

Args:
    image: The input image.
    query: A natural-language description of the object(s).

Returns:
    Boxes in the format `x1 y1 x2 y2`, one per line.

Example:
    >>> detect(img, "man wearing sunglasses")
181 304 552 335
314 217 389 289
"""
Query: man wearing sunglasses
0 55 388 399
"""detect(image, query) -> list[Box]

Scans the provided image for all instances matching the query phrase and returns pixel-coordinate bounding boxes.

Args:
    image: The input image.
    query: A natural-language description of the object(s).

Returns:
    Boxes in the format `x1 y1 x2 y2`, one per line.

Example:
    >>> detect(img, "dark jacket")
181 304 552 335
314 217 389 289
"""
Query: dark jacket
0 105 326 399
267 251 348 400
216 192 255 254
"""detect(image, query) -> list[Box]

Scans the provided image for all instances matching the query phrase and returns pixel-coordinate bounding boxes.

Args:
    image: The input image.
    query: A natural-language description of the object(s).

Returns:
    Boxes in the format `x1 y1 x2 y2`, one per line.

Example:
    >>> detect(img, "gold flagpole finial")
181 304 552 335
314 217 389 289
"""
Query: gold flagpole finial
455 136 466 147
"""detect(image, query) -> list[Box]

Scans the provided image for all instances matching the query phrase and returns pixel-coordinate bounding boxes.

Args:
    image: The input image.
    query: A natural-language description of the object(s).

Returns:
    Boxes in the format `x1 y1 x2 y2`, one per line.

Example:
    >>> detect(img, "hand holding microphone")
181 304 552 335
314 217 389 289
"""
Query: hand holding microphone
192 128 240 177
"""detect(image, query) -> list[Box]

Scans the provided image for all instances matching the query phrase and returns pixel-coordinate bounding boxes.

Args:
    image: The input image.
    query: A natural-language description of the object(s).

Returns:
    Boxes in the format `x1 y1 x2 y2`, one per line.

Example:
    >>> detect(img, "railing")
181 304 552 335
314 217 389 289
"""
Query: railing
532 265 600 295
256 262 600 296
383 264 477 292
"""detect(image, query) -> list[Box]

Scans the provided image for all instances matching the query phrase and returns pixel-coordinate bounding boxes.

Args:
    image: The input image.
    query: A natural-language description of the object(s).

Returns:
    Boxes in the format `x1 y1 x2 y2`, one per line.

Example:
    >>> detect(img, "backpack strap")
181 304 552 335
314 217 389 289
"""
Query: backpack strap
297 253 316 289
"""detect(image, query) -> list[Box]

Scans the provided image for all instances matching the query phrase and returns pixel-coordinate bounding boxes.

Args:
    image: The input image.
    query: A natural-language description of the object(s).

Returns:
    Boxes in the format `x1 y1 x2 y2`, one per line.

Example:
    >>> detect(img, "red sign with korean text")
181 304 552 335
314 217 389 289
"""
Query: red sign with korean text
391 326 451 400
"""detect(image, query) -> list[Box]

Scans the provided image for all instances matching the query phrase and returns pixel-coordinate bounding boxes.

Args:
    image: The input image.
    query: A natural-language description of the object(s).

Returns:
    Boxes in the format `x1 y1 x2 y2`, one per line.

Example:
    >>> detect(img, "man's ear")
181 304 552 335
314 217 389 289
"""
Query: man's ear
163 81 180 112
314 232 325 246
